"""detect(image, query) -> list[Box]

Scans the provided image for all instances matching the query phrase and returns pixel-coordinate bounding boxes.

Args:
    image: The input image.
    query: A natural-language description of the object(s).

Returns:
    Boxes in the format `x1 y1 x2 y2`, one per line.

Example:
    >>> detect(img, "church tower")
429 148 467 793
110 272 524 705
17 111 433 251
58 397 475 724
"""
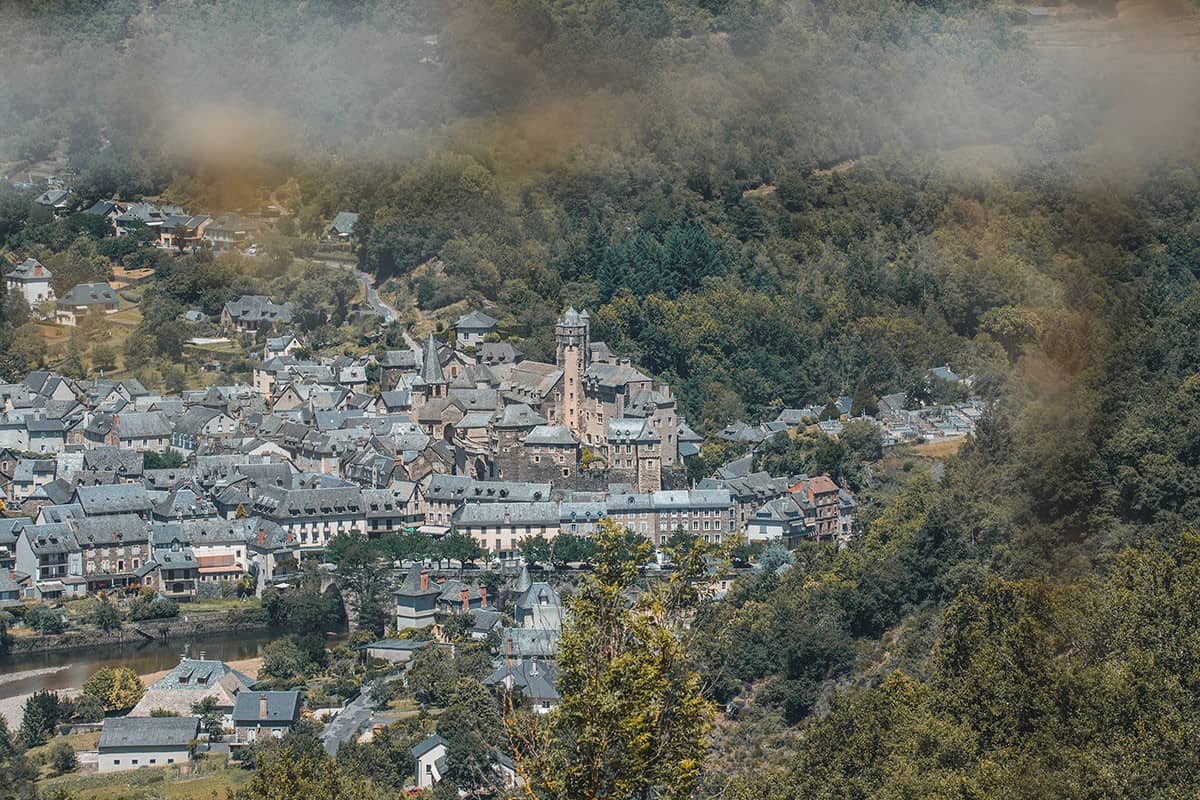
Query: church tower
419 332 447 399
555 307 589 434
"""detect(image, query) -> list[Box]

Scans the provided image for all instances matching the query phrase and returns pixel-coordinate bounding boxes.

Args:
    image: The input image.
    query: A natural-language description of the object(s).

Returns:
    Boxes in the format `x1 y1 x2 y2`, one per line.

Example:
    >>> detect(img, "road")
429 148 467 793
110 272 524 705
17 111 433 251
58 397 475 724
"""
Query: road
320 685 378 756
319 258 420 354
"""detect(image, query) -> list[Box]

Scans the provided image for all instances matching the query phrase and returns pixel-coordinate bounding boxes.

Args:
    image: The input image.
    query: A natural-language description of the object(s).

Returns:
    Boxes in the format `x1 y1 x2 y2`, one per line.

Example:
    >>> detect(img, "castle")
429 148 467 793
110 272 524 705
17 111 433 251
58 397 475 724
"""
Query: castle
408 308 678 491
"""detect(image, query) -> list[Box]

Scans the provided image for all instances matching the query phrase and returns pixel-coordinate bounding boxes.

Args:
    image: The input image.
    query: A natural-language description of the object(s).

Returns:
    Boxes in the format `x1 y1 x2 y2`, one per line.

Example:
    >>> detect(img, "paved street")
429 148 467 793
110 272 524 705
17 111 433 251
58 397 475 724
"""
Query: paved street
320 258 420 353
320 685 378 756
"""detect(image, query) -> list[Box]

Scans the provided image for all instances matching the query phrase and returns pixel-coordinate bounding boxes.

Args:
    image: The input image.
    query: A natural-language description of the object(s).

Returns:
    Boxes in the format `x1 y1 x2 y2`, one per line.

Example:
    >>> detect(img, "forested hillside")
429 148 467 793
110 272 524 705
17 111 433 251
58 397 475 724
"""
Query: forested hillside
5 0 1200 796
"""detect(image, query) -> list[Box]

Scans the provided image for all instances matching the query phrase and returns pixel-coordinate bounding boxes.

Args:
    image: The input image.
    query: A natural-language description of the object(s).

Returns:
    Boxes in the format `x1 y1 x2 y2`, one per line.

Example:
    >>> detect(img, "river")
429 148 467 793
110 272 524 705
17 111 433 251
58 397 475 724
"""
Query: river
0 629 281 700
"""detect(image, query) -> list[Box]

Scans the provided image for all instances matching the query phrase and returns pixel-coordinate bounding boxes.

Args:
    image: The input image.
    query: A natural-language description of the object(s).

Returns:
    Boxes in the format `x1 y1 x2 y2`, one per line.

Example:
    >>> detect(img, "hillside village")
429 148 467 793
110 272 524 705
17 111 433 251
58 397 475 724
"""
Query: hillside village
0 178 992 796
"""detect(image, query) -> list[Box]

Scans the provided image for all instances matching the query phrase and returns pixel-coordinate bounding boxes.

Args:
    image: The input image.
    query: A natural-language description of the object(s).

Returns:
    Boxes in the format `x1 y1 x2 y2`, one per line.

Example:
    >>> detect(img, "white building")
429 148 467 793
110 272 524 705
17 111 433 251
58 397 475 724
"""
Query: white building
5 258 55 308
97 716 199 773
411 734 449 790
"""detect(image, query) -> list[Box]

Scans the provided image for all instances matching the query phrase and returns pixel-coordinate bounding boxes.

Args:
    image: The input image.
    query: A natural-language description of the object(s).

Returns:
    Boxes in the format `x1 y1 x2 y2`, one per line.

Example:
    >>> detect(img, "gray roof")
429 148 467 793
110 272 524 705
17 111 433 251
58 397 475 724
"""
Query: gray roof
524 425 578 446
419 333 447 385
607 418 659 443
476 342 523 365
116 411 172 439
150 658 255 692
252 484 364 519
73 483 153 515
23 523 78 555
223 295 292 324
585 362 652 390
232 691 301 724
7 257 51 281
484 660 560 701
71 514 150 547
412 734 449 759
494 403 546 429
57 282 117 308
455 310 498 331
329 211 359 236
396 565 442 598
36 189 70 207
82 447 144 475
456 501 558 527
99 716 199 750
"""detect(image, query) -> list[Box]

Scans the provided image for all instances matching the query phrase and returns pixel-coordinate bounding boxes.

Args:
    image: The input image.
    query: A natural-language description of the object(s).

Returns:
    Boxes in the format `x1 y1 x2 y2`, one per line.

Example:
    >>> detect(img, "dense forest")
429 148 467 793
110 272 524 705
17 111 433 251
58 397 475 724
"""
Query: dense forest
5 0 1200 797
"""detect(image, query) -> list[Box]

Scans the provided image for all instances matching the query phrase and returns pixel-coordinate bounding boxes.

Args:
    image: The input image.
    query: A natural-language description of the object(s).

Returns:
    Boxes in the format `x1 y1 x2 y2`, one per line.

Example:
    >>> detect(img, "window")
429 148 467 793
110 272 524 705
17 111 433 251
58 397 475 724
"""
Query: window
149 758 157 764
131 759 139 765
114 759 120 765
167 758 175 764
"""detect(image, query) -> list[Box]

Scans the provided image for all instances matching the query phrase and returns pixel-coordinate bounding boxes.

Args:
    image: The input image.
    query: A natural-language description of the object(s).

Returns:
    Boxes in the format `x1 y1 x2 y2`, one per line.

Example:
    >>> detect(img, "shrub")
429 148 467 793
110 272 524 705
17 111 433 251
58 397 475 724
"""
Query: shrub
24 605 66 634
49 741 77 775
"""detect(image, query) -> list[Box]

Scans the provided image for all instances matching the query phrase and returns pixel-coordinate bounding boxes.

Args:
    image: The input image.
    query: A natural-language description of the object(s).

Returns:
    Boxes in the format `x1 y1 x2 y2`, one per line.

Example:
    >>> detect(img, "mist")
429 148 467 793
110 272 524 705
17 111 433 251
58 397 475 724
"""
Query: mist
3 0 1194 208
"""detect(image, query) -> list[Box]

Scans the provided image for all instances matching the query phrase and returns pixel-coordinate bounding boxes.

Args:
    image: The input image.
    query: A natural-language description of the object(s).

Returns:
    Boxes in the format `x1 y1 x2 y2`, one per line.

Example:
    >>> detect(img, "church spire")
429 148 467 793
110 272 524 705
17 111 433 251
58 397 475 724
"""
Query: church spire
420 332 446 386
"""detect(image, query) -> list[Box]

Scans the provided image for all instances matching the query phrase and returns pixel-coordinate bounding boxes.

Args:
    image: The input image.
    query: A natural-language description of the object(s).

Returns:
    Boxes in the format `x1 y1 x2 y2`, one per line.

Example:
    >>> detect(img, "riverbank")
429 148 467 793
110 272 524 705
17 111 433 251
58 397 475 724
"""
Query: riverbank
0 657 263 729
7 612 269 657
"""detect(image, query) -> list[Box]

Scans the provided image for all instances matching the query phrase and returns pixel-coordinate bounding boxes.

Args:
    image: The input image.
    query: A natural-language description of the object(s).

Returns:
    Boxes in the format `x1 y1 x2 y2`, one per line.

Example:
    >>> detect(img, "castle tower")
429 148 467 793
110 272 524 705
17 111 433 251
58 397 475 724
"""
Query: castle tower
555 307 589 435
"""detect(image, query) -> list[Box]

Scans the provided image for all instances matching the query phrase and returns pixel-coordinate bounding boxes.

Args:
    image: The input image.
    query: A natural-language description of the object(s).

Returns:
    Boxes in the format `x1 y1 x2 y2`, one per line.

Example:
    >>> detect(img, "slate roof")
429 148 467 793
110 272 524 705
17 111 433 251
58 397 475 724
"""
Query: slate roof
8 257 50 281
83 200 119 217
484 659 560 702
607 418 659 443
455 310 498 331
73 483 153 515
396 564 441 598
57 283 117 308
524 425 578 446
356 638 432 652
476 342 523 365
456 501 559 526
585 362 652 390
99 716 199 750
498 361 562 402
494 403 546 429
83 447 143 476
223 295 292 324
70 514 150 546
418 333 447 385
328 211 359 236
412 734 449 759
232 691 301 724
150 658 255 692
36 189 70 208
116 411 172 439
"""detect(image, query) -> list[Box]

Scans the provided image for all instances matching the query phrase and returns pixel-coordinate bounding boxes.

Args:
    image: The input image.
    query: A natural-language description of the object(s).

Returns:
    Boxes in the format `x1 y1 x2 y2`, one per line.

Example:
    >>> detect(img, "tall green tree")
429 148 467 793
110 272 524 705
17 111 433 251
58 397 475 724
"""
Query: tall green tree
515 519 714 800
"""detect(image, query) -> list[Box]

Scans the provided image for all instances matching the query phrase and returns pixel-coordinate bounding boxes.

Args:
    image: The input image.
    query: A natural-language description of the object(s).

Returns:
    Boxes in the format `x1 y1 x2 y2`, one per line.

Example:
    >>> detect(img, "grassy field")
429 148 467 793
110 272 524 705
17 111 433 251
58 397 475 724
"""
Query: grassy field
910 438 966 459
27 730 101 763
39 755 251 800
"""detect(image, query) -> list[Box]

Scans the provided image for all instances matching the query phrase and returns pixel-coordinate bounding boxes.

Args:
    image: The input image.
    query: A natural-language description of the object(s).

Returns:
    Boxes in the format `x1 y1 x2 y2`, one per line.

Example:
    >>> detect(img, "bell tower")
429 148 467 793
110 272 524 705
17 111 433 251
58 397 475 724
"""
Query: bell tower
555 308 589 434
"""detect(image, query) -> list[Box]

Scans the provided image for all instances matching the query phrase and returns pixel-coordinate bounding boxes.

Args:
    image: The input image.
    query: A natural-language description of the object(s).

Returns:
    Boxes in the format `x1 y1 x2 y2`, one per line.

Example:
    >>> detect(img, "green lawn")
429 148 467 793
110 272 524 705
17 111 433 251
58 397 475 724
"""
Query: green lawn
39 754 251 800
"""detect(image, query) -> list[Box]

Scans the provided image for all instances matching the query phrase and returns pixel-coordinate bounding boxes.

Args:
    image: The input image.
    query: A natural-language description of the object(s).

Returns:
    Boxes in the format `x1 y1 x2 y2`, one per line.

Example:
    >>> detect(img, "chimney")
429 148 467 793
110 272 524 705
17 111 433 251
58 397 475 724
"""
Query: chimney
479 585 487 607
461 587 469 613
419 569 429 591
257 529 265 545
259 694 268 719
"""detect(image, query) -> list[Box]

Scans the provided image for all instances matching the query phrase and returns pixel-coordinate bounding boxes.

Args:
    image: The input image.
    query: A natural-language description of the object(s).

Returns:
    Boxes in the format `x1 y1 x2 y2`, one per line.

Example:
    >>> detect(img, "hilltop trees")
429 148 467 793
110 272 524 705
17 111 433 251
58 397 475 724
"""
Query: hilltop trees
515 519 714 800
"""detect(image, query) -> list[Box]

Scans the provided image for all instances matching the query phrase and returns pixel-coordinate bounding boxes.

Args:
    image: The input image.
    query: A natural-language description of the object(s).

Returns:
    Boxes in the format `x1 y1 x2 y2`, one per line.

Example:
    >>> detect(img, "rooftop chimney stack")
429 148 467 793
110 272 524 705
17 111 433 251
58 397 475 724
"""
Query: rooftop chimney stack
420 569 429 591
461 587 469 613
259 694 268 719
